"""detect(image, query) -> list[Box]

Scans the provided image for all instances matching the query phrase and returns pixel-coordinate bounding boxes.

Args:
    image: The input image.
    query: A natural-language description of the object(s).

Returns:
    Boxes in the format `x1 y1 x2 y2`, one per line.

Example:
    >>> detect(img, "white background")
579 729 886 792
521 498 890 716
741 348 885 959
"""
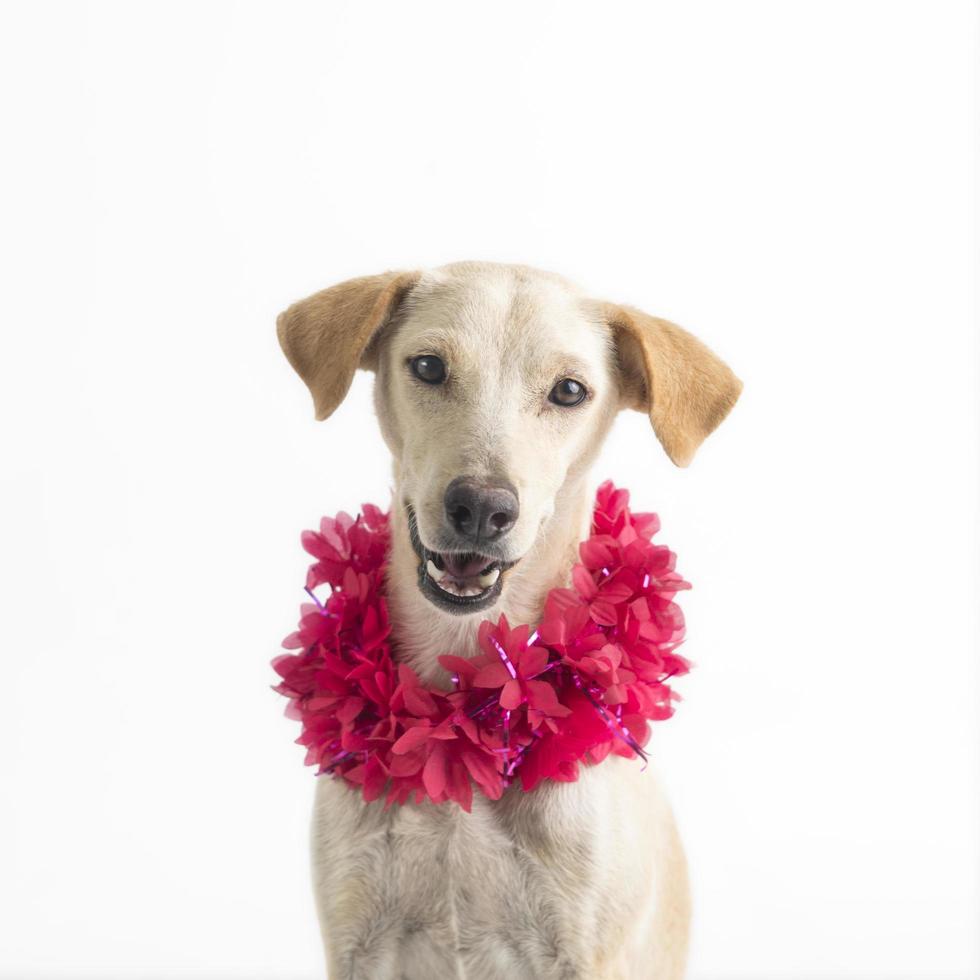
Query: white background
1 2 977 978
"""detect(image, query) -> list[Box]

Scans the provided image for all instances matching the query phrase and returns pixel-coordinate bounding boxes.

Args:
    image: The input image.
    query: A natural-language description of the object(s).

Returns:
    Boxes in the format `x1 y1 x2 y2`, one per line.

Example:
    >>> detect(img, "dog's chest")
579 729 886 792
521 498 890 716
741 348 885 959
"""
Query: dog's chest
311 768 634 980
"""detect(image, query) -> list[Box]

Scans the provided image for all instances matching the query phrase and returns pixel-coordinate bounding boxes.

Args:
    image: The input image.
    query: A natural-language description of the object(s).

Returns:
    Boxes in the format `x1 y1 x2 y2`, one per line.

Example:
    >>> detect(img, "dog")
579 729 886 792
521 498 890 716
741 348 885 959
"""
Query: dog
277 261 741 979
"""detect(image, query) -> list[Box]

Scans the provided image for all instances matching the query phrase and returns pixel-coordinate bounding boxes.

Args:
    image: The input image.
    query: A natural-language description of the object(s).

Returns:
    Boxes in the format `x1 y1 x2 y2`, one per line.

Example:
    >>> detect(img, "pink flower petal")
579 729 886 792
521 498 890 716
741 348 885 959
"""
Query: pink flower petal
392 724 432 754
422 742 448 799
499 678 523 710
473 661 512 688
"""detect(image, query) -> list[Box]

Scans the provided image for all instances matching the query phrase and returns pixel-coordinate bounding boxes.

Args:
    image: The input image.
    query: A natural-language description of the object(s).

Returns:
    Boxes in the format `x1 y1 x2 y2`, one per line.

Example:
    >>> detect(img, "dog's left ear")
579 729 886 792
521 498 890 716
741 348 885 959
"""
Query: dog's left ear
602 303 743 467
277 270 420 420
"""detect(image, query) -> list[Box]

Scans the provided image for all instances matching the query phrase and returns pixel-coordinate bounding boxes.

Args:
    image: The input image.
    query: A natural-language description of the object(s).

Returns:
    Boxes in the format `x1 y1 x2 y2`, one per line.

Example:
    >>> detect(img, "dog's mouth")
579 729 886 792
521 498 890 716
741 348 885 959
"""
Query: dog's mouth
406 506 518 614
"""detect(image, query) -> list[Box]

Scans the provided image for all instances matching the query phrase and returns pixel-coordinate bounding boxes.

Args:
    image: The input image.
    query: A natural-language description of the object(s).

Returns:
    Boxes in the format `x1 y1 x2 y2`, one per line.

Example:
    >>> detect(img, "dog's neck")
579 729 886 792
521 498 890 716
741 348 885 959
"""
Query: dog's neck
386 475 595 684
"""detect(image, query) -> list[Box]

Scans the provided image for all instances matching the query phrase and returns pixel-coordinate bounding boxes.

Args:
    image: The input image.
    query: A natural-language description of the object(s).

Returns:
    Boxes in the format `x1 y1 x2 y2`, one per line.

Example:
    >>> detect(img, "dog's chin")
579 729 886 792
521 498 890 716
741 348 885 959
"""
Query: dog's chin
406 506 520 616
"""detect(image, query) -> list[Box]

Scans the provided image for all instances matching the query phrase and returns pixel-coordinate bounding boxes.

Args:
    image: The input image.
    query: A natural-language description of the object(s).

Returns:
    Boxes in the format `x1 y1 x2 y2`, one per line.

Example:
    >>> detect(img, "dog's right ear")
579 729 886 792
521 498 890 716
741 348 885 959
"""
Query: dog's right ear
277 270 420 420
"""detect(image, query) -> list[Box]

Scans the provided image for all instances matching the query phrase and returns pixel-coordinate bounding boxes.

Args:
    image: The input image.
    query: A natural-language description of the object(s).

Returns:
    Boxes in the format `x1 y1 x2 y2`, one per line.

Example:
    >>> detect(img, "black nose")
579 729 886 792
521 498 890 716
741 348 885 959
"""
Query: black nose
444 477 520 544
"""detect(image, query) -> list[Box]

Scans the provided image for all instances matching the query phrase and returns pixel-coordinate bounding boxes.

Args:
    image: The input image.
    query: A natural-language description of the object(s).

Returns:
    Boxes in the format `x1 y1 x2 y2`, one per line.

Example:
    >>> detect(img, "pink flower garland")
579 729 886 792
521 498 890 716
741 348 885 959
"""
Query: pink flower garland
272 482 691 812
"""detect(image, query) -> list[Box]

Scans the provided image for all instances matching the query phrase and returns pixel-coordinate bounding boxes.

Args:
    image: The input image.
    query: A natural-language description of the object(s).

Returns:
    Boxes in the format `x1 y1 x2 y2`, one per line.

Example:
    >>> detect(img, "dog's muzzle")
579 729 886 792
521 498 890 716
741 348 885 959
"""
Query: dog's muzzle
406 505 518 614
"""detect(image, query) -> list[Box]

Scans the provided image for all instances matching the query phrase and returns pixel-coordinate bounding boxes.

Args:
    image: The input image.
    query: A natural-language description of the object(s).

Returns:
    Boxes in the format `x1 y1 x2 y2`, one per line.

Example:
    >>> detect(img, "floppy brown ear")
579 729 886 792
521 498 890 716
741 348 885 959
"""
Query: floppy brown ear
604 304 743 467
277 270 420 420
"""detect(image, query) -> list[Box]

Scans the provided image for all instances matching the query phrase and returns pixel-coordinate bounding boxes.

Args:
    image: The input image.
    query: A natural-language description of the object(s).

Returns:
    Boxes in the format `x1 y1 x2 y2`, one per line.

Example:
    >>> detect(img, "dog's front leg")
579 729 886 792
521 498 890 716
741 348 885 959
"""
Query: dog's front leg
312 780 465 980
317 878 464 980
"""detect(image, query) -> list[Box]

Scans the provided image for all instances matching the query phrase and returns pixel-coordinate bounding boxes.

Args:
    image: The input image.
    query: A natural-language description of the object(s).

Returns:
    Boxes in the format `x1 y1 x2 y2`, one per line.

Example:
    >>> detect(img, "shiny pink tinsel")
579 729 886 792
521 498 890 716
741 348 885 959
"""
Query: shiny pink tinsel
272 482 690 812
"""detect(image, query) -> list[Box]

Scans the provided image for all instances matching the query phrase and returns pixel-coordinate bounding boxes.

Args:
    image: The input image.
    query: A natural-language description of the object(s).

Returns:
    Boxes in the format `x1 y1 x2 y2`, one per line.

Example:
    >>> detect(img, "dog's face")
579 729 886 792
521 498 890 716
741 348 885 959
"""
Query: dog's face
278 262 741 616
373 268 620 613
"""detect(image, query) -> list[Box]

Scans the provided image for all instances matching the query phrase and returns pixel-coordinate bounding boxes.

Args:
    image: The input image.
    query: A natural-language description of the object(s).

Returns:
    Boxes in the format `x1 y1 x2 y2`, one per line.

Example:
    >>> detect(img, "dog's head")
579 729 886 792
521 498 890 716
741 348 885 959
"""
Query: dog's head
278 262 741 615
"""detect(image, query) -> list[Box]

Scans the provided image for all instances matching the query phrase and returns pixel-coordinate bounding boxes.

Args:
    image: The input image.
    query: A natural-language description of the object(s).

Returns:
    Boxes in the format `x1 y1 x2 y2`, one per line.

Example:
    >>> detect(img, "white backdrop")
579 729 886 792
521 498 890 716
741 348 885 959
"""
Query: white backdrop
1 2 977 978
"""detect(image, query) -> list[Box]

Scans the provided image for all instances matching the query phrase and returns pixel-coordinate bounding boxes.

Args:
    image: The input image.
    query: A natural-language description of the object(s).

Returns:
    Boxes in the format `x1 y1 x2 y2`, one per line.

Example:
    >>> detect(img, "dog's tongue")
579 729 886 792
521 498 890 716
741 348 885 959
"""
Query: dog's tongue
442 553 490 579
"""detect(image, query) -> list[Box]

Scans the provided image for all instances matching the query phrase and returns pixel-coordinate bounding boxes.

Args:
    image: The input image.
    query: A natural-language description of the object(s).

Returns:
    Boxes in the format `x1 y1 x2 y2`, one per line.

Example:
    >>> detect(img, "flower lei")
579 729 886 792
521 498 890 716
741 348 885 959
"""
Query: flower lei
272 482 691 812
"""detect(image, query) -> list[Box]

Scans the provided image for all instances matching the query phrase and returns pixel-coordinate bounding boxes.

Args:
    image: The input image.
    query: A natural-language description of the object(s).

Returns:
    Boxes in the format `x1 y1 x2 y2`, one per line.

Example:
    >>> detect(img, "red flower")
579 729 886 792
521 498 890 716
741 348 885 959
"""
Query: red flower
474 618 571 729
518 689 612 791
572 642 636 705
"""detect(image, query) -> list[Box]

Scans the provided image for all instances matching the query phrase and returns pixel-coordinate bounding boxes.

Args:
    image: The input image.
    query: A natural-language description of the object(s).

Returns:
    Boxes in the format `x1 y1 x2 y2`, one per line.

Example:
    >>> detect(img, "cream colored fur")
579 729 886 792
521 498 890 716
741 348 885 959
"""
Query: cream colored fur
277 262 741 979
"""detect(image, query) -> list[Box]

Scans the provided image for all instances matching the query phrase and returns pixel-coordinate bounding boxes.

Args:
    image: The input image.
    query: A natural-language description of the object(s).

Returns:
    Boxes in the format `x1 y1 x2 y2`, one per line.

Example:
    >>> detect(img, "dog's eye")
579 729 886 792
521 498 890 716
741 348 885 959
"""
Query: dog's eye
549 378 587 407
410 355 447 385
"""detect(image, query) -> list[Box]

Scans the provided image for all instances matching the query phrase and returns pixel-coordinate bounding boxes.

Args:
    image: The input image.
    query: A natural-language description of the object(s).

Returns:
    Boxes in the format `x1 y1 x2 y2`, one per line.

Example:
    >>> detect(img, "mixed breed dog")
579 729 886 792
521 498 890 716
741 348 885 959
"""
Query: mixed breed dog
276 262 741 979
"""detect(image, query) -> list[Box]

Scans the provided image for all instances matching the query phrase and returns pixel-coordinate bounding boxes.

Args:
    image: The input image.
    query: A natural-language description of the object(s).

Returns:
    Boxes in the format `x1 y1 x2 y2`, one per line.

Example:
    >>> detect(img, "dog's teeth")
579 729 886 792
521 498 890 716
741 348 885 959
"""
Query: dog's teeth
428 563 500 600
